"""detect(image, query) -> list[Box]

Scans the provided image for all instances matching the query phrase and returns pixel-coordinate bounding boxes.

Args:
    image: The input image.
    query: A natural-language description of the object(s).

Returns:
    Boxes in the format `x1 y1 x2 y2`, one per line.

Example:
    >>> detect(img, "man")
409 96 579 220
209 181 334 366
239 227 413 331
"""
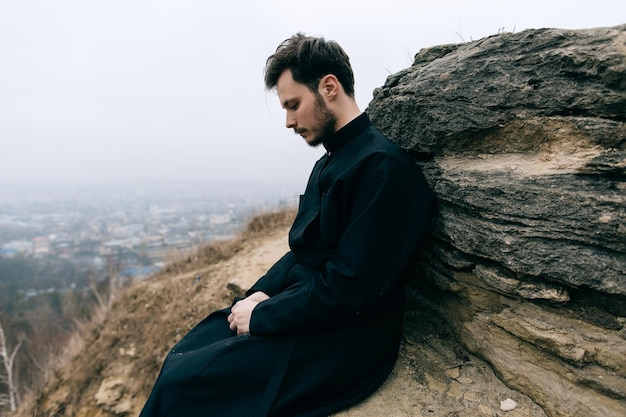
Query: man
140 33 433 417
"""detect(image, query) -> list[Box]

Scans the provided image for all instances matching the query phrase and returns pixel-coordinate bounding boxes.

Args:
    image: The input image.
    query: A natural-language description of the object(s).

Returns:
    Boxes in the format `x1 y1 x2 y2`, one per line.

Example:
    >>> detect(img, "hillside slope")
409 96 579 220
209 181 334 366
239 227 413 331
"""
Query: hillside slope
15 209 546 417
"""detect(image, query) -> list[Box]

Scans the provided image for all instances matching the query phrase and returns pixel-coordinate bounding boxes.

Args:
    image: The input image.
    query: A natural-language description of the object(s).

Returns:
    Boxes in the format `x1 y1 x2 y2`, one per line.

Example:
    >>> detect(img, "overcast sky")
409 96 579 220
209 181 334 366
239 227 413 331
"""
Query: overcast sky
1 0 624 188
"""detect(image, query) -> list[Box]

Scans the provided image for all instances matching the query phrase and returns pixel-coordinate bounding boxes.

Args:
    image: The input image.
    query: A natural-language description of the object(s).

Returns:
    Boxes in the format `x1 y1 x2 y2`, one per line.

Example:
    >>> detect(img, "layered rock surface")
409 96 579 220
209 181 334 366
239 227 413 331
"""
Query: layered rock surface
368 25 626 417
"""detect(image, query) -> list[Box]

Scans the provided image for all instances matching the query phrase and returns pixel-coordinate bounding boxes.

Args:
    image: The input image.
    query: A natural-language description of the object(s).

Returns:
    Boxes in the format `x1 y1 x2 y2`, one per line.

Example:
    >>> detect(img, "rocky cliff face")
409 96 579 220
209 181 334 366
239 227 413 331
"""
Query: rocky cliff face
368 25 626 417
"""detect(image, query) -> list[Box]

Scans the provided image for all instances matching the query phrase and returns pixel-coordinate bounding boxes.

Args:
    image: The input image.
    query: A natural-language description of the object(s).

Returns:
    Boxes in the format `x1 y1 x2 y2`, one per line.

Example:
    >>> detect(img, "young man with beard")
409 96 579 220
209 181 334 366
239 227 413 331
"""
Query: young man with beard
139 33 433 417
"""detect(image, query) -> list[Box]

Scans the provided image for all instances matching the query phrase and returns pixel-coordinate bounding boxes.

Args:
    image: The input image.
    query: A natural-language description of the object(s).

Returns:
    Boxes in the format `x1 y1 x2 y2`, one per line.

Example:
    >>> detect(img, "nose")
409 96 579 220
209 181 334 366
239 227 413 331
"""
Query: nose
285 112 296 129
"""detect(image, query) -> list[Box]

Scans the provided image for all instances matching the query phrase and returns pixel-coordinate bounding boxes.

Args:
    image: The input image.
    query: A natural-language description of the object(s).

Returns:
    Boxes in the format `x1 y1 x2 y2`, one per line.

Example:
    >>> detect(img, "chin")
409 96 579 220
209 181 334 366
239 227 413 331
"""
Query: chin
306 137 324 147
306 132 327 147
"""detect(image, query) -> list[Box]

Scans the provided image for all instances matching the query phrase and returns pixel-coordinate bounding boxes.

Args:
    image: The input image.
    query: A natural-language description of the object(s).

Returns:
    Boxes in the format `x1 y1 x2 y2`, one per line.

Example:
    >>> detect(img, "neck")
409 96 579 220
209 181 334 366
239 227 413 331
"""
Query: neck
332 96 361 132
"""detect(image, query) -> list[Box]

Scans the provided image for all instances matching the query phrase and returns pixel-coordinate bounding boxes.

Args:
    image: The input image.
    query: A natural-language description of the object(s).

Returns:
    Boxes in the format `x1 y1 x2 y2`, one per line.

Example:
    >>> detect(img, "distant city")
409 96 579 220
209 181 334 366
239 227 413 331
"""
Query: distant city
0 180 300 293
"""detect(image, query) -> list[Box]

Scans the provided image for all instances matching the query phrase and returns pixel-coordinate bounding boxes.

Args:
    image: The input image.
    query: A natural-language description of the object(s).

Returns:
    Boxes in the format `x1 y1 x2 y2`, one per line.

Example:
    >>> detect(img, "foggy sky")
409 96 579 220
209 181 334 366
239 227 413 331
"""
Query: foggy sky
1 0 623 187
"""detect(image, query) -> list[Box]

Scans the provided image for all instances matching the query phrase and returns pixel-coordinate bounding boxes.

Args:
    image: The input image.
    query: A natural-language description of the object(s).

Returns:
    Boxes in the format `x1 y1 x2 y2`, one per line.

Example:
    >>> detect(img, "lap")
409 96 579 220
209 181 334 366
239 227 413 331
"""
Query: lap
141 301 403 417
140 306 295 417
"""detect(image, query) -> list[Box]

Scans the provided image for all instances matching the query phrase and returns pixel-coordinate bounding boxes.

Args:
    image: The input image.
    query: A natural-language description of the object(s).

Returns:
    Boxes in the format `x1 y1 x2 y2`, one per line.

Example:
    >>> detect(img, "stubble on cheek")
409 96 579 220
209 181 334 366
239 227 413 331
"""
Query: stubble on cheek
307 94 336 147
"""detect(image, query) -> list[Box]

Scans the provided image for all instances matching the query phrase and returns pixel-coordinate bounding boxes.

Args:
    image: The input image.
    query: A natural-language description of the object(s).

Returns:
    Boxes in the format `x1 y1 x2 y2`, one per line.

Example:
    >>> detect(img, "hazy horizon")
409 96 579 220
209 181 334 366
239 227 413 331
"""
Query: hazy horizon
1 0 623 187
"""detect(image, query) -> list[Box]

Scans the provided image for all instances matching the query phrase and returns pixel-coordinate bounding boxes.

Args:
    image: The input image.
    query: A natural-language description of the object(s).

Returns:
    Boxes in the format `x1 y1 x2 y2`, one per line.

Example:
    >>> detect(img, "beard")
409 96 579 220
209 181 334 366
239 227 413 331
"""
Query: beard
307 93 337 147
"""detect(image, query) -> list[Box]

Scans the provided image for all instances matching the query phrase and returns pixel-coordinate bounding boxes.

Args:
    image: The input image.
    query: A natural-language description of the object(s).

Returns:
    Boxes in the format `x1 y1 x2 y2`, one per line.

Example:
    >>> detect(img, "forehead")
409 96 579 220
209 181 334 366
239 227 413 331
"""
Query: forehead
276 69 313 106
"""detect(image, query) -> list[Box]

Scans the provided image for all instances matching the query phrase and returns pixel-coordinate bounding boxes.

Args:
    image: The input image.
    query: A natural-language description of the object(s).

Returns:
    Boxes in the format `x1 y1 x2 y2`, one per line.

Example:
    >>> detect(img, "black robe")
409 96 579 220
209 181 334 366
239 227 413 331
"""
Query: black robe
139 113 433 417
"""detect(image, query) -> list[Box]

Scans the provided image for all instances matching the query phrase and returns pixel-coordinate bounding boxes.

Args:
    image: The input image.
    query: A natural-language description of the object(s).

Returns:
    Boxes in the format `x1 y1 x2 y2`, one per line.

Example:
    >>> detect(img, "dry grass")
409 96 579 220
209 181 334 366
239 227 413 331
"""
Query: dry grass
159 207 296 277
242 207 297 236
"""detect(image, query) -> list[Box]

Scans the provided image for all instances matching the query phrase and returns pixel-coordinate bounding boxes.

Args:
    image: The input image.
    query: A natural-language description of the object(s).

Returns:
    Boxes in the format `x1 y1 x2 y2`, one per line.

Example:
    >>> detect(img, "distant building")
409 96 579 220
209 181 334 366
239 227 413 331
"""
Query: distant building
33 236 51 255
209 213 232 225
2 240 33 255
0 248 18 257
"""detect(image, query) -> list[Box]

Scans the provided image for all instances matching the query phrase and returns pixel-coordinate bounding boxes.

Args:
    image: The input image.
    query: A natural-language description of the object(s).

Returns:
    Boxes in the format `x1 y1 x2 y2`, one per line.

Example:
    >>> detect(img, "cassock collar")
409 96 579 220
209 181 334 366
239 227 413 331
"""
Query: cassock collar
322 112 371 154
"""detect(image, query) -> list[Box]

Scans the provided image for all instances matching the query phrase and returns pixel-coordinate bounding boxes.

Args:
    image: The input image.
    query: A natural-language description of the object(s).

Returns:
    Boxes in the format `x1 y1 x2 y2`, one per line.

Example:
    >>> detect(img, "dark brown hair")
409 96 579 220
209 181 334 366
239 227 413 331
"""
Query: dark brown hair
264 33 355 97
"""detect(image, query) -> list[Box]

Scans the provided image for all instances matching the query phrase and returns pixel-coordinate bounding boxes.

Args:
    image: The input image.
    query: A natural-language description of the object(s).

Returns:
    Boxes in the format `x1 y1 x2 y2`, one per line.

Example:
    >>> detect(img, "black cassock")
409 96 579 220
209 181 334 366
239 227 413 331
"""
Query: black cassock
139 113 433 417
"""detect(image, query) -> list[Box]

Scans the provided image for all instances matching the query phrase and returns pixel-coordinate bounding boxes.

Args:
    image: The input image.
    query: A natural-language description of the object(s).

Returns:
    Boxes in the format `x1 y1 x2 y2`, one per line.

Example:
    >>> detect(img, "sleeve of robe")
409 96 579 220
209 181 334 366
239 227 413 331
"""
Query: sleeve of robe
249 153 433 335
245 251 298 297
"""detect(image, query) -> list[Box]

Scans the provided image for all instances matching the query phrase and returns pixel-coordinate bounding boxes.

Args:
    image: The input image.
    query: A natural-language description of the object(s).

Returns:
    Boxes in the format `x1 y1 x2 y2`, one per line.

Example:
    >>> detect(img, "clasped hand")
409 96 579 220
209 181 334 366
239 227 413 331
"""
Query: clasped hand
227 291 269 335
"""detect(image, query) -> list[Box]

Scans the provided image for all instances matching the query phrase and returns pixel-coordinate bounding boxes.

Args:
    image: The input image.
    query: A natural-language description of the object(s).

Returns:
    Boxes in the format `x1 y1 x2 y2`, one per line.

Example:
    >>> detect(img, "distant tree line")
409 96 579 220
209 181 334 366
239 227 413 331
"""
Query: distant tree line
0 254 115 415
0 255 101 310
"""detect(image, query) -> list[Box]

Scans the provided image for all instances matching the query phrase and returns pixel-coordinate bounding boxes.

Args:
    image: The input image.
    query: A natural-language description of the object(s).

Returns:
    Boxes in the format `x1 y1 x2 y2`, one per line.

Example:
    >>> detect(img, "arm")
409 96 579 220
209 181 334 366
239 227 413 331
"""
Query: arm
227 251 297 335
246 251 298 297
250 155 433 335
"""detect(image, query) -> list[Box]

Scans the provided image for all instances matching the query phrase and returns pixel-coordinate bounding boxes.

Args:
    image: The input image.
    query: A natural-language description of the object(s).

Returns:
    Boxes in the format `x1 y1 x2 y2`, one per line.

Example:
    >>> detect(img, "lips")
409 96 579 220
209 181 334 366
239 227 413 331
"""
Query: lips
294 128 307 139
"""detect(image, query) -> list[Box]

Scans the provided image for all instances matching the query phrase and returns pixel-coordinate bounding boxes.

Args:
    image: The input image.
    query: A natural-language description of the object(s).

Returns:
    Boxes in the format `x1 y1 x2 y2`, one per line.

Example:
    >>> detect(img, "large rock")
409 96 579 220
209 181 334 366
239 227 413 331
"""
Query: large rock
368 25 626 417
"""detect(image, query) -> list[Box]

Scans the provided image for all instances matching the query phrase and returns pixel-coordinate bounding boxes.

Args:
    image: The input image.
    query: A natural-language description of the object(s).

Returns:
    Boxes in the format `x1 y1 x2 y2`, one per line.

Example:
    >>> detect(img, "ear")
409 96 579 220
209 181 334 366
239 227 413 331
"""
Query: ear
318 74 340 101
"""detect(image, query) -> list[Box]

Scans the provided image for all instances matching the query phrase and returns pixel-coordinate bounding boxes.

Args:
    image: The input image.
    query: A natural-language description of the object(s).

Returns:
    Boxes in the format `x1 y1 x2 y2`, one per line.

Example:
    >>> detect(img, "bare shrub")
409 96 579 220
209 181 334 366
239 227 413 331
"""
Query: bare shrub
0 318 24 413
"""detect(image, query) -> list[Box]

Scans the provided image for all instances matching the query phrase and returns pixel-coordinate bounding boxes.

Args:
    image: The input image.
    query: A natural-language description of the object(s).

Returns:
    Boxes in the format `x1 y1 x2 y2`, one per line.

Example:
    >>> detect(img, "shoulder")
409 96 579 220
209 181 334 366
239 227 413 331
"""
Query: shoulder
359 126 416 170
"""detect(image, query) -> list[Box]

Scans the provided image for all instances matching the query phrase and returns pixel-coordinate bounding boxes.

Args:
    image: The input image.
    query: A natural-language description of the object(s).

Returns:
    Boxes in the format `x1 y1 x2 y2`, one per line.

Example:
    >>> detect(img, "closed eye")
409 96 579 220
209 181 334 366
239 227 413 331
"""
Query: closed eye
282 100 299 111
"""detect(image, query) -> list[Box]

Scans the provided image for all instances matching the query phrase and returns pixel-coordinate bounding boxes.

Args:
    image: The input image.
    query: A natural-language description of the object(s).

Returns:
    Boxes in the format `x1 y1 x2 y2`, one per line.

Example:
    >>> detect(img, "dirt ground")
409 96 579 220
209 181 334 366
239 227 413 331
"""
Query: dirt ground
337 305 548 417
